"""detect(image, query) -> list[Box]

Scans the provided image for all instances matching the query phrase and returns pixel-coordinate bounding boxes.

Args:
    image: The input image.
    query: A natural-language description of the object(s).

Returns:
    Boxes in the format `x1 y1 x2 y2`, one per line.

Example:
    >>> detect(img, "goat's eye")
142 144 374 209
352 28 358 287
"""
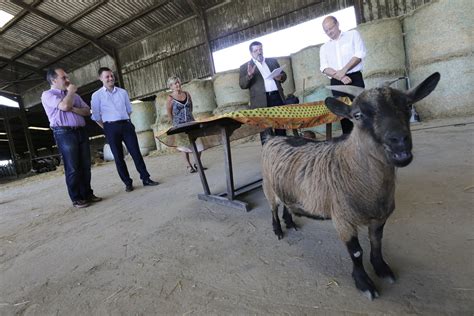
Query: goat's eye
353 112 363 120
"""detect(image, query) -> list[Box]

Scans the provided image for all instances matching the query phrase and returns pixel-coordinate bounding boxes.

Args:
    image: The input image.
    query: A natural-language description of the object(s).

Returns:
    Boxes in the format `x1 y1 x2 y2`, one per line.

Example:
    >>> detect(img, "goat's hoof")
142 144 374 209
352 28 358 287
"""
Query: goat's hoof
354 272 379 301
286 223 298 231
383 276 396 284
373 262 396 284
362 289 380 301
273 229 284 240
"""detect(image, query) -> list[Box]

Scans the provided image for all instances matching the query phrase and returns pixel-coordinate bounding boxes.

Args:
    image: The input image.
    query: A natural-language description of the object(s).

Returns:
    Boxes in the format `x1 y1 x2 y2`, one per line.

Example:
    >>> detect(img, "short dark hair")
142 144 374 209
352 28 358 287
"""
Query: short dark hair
249 41 262 52
98 67 112 76
46 67 62 85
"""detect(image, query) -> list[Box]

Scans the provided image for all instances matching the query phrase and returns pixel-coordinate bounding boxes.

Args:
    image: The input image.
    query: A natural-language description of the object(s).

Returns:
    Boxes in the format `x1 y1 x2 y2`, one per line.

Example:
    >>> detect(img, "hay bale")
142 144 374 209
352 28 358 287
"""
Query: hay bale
136 130 156 156
403 0 473 118
182 78 217 114
275 56 295 95
290 44 329 98
213 69 250 108
357 18 406 87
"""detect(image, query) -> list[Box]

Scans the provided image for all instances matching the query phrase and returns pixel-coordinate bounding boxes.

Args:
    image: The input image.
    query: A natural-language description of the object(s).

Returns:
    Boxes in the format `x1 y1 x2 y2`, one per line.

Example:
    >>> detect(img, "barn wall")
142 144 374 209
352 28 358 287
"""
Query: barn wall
22 55 115 109
354 0 432 23
120 0 354 99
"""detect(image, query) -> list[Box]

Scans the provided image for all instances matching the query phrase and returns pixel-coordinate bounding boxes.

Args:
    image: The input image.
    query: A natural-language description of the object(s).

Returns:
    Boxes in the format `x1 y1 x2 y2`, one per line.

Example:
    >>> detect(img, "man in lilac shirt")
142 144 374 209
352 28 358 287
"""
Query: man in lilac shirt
91 67 158 192
41 68 101 208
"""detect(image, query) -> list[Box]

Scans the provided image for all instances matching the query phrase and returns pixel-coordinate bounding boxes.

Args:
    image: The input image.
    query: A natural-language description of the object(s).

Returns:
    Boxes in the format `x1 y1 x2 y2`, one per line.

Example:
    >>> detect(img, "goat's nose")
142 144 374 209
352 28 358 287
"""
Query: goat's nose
388 133 410 146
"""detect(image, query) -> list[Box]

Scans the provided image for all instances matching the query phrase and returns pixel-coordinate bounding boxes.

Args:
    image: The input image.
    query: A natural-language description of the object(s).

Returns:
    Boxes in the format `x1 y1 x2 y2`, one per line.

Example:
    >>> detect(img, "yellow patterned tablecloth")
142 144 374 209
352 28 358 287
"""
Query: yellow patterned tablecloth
156 98 350 148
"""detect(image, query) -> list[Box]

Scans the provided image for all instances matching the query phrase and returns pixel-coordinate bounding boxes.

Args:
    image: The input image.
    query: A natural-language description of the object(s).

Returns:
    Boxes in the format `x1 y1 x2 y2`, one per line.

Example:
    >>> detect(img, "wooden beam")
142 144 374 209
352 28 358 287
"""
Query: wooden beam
0 56 45 76
16 96 37 158
187 0 215 75
2 108 18 175
10 0 114 56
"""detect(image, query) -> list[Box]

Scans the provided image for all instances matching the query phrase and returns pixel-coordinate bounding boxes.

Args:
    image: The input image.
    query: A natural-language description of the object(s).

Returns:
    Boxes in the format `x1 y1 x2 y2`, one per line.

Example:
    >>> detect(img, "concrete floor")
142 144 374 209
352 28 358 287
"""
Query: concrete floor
0 116 473 315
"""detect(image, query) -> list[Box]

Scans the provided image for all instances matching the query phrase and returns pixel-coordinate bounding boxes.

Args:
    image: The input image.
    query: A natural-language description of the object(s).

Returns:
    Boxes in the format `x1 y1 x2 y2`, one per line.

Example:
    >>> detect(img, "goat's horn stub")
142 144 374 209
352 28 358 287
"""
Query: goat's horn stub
380 77 407 88
326 85 365 97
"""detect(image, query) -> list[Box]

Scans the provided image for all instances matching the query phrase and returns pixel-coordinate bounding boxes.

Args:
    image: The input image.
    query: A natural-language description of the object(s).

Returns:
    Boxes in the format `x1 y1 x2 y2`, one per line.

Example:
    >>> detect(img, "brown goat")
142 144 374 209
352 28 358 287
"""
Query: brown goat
261 73 440 300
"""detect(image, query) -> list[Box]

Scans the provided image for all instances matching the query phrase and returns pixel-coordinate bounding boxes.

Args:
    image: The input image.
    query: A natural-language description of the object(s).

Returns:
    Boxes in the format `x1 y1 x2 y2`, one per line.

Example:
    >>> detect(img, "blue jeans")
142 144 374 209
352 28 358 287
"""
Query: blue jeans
53 127 93 202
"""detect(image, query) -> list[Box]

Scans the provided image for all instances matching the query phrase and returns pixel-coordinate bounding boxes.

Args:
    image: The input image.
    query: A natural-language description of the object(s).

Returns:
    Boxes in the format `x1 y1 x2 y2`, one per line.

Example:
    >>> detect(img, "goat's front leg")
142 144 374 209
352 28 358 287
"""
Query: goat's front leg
369 220 396 283
271 205 284 239
282 206 297 230
346 235 379 300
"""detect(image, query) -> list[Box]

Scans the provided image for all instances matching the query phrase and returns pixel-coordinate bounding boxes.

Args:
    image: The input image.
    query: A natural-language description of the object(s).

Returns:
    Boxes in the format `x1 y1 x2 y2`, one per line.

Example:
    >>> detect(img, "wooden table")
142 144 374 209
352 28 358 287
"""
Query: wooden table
167 117 333 211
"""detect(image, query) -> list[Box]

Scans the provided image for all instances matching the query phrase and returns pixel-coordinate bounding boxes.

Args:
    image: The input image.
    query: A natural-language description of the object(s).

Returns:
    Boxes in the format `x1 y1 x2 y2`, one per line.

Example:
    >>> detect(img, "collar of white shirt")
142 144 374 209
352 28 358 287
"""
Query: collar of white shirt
102 86 117 93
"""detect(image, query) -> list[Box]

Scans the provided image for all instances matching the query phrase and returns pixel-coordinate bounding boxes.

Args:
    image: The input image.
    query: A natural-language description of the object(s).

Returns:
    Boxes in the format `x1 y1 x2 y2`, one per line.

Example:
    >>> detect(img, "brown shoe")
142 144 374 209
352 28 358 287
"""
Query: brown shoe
86 194 102 203
73 200 89 208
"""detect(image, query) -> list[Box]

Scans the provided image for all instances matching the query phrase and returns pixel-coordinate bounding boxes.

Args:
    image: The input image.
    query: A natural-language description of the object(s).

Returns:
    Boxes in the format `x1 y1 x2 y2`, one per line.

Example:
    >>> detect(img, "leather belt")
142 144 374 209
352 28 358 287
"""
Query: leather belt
265 91 279 96
51 126 84 130
104 119 130 124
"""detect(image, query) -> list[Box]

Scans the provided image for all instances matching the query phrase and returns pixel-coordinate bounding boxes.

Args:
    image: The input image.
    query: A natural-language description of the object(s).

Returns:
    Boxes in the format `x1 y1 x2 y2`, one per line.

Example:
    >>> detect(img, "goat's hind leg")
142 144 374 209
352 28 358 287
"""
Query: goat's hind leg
282 206 298 231
271 203 284 240
369 220 396 283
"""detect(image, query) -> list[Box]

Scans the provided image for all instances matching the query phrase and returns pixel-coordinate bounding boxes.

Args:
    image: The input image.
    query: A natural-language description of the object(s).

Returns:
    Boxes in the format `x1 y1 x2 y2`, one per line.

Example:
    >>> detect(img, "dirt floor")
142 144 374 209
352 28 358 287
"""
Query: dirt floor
0 116 473 315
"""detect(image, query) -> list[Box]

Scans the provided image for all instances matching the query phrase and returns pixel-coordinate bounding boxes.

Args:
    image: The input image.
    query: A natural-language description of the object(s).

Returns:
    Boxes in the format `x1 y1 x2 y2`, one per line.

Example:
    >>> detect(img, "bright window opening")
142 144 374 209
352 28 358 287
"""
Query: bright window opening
0 10 14 28
0 96 19 108
213 7 356 73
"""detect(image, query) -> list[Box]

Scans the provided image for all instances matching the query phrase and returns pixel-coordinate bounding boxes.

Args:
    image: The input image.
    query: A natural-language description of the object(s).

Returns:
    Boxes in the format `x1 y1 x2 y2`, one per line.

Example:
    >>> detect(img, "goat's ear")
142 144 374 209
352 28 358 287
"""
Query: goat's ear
406 72 440 104
325 97 352 119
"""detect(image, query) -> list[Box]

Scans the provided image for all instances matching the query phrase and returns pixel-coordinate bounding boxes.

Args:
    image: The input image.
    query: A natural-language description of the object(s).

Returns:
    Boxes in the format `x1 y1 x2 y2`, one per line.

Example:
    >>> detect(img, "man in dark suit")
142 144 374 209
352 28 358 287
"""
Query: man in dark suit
239 41 287 142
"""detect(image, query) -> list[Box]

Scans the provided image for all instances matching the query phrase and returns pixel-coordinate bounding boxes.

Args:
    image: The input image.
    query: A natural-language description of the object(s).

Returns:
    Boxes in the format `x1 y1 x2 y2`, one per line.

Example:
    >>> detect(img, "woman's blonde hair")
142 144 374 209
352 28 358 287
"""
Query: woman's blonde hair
167 75 181 88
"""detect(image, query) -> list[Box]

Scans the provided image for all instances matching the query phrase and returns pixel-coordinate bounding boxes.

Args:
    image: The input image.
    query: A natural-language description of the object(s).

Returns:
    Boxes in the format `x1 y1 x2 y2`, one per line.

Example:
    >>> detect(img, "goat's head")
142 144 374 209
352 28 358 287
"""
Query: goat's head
325 72 440 167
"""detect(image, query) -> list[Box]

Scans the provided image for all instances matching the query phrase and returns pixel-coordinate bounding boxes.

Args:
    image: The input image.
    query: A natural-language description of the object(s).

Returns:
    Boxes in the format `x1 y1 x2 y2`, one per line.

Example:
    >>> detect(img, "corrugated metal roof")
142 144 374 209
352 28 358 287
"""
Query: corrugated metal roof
0 0 226 96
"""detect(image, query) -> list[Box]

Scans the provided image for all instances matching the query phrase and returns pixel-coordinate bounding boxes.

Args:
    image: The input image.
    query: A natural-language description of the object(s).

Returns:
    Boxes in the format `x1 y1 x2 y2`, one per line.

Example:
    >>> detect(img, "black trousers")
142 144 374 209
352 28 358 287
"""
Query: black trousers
103 120 150 186
260 92 286 144
330 71 365 134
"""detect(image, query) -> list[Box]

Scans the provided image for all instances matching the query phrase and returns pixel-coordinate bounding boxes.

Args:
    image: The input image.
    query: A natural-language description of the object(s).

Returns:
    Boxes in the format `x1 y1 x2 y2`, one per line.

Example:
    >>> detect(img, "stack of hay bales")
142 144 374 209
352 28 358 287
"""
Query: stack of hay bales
182 78 217 120
212 69 250 115
403 0 473 118
130 101 156 156
357 18 406 90
291 44 331 103
275 56 295 96
152 90 171 152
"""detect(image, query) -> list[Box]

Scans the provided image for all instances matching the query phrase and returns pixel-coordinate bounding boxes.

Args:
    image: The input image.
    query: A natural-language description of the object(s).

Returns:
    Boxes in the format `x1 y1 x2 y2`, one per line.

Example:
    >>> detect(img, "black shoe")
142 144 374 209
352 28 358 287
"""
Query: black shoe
143 179 159 186
86 194 102 203
72 200 89 208
125 184 134 192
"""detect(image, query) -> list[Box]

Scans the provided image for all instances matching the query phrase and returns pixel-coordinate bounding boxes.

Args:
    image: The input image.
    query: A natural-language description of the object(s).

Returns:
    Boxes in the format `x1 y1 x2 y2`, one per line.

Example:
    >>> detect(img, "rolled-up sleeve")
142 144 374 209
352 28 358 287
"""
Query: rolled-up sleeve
90 92 102 121
319 44 329 73
41 91 62 110
353 30 366 60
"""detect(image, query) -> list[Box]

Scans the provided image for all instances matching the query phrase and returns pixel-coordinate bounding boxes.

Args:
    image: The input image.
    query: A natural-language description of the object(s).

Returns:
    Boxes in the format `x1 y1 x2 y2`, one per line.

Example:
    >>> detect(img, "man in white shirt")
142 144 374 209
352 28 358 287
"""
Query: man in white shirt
239 41 287 143
91 67 159 192
319 16 367 134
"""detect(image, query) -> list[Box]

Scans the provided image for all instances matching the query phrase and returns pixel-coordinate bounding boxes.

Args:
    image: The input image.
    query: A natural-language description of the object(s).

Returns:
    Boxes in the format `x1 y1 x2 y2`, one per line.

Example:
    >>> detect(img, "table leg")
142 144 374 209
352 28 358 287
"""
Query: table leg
188 135 210 195
326 123 332 140
221 127 235 200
